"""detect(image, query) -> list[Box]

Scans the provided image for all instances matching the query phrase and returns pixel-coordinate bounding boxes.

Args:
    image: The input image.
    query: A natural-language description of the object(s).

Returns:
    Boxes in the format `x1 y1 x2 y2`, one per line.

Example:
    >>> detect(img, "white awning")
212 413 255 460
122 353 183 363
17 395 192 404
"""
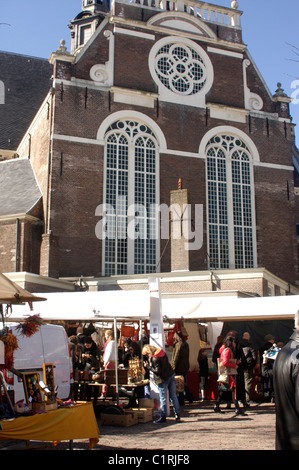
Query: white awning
181 295 299 322
5 290 298 324
6 290 151 322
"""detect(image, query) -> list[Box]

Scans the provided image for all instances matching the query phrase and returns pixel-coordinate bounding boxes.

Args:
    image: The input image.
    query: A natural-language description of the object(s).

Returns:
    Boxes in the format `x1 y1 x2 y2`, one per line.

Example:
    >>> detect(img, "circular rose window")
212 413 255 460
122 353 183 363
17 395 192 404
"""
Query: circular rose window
154 42 207 96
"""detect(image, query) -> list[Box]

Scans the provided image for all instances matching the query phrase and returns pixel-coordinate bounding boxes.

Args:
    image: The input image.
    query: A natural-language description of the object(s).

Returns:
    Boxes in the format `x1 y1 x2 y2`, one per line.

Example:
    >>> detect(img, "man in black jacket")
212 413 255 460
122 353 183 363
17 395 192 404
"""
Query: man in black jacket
240 332 257 405
273 312 299 450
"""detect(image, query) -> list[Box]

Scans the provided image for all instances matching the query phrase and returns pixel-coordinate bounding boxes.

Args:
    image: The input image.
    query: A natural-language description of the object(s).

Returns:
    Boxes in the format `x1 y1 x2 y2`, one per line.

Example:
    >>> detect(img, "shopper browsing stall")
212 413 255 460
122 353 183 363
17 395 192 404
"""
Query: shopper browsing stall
142 344 181 424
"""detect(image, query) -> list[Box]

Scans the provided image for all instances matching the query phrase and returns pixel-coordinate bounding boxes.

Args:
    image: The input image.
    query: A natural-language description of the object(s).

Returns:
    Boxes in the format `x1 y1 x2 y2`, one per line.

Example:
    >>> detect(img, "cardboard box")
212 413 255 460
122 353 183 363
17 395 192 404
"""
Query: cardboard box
138 398 154 409
101 411 138 427
32 401 57 412
128 408 153 423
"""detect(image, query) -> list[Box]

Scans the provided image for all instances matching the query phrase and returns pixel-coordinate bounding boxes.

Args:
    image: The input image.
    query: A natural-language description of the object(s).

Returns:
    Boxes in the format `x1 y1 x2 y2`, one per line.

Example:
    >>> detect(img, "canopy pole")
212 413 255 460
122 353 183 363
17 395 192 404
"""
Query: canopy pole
0 305 4 328
113 318 119 405
139 319 143 350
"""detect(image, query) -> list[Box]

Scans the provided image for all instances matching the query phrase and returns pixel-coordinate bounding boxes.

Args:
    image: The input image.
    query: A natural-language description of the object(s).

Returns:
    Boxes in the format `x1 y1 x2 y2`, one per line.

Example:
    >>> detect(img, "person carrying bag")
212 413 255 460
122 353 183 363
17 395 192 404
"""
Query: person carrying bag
214 335 244 416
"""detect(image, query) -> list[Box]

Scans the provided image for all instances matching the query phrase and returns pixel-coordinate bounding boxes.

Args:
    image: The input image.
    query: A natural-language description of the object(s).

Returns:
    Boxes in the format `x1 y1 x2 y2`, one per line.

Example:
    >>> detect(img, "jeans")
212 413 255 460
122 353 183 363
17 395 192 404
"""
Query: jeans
158 374 181 418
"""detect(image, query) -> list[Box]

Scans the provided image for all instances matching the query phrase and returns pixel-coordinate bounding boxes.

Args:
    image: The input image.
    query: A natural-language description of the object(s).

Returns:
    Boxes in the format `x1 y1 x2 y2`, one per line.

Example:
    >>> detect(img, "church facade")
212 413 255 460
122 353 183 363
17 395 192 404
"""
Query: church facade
0 0 298 293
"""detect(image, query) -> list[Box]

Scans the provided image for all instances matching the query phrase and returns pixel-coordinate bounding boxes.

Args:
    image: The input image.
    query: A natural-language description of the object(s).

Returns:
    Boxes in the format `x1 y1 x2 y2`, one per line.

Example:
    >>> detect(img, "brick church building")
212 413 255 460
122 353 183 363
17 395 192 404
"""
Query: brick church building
0 0 298 296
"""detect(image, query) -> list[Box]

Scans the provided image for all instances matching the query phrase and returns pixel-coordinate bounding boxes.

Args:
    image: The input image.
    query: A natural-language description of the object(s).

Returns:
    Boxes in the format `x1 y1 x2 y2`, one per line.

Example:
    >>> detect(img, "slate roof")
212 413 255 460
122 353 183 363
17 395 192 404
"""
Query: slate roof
0 51 53 150
0 158 42 217
293 143 299 187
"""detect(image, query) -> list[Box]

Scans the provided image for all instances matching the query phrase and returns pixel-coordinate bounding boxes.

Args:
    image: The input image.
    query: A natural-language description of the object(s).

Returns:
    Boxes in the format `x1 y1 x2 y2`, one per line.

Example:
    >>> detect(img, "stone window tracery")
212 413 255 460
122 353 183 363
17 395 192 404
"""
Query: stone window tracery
206 134 255 269
104 119 158 276
149 36 213 107
154 42 207 96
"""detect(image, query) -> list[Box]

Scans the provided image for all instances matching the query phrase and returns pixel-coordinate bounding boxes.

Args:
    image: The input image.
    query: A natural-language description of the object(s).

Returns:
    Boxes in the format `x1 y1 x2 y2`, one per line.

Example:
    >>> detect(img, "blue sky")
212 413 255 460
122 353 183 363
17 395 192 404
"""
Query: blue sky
1 0 299 144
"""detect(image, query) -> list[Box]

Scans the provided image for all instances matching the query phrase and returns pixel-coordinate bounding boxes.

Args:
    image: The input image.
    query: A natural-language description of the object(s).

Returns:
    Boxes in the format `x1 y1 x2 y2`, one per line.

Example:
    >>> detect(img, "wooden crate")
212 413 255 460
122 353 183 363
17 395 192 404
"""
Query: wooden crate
138 398 154 409
101 411 138 427
127 408 153 423
105 369 129 385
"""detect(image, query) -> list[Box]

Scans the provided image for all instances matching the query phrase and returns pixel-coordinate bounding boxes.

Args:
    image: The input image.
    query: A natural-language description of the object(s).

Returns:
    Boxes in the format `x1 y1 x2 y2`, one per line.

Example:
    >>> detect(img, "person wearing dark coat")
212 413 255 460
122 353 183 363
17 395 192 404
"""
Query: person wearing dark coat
212 335 224 365
142 344 181 424
171 331 193 405
239 332 257 405
273 313 299 450
82 336 101 371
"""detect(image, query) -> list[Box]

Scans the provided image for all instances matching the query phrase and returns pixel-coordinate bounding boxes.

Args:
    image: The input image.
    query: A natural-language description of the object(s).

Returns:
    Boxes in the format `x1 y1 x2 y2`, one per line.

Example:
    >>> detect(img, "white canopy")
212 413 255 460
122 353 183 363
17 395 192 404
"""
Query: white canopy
181 294 299 322
6 290 151 322
5 290 298 324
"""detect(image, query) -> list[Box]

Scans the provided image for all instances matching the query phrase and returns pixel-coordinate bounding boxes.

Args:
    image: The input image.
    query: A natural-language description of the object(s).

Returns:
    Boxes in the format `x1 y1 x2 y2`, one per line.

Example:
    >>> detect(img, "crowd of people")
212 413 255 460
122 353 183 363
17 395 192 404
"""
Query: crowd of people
67 317 299 450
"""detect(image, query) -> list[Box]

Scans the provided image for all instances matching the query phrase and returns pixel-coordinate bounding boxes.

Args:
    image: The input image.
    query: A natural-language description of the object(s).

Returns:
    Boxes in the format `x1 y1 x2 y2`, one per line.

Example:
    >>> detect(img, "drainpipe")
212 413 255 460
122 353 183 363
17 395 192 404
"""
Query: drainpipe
45 87 55 234
15 218 20 272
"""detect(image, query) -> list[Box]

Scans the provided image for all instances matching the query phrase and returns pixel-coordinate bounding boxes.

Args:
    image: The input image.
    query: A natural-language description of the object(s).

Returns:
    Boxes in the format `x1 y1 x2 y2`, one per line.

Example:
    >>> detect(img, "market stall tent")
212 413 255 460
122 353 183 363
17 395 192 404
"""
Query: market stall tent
5 290 151 322
5 290 299 323
5 288 298 401
181 294 299 322
0 273 46 304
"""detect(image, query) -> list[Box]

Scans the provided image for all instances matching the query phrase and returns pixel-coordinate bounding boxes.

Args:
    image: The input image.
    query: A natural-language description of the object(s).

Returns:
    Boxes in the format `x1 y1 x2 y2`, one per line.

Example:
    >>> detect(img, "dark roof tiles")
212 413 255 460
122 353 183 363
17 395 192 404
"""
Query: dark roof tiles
0 158 42 217
0 51 53 150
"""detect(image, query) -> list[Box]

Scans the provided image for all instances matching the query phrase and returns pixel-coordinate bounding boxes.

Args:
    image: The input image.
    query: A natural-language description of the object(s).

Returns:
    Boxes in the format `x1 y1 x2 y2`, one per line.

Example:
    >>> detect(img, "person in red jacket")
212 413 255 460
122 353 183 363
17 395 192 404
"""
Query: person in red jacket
214 335 245 416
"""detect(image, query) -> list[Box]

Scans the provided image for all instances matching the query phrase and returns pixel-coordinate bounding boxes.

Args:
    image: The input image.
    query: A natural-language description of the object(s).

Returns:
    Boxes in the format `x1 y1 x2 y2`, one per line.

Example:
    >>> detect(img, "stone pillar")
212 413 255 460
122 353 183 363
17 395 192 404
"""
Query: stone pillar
170 180 190 272
40 232 59 278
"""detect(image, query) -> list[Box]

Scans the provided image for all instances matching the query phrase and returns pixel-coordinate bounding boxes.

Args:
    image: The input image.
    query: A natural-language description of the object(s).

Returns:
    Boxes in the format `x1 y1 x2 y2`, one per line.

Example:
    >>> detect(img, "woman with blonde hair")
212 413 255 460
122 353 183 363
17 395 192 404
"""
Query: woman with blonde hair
142 344 181 424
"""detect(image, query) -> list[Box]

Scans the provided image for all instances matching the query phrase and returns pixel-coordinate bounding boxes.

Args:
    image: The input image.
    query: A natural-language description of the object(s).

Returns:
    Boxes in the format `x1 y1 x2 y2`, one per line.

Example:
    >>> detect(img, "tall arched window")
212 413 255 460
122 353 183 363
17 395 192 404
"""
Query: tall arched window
206 134 256 269
104 119 158 276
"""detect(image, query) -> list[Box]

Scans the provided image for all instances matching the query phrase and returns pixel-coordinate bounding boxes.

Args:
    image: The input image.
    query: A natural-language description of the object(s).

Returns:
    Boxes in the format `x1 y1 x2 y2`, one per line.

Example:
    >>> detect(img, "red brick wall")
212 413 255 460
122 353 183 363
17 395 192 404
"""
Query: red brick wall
2 7 296 286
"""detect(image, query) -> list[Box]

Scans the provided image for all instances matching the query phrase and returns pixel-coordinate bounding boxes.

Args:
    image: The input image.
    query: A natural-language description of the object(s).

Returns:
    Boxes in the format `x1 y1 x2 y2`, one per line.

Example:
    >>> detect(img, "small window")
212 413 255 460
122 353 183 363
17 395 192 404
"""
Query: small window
80 25 92 46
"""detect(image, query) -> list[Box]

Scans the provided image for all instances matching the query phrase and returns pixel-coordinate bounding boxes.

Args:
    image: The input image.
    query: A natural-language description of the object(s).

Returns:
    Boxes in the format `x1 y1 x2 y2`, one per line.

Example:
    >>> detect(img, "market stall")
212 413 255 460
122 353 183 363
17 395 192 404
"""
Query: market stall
3 279 299 414
0 402 99 449
0 273 101 448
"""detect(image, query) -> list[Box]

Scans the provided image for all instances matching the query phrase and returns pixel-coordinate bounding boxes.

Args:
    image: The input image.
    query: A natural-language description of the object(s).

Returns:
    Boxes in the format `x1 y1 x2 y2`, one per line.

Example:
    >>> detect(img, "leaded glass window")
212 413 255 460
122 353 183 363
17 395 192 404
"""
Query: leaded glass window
206 134 255 269
104 120 158 276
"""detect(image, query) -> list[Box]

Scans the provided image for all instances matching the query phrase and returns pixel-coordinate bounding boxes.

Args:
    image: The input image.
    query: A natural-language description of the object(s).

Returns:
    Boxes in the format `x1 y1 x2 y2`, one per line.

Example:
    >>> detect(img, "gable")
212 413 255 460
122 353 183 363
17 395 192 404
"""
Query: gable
147 12 217 39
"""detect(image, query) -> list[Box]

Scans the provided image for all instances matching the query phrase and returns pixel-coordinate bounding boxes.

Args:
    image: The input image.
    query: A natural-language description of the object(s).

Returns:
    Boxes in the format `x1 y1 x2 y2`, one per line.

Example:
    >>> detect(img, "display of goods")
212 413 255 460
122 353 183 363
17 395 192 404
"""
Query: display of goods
16 314 43 337
128 357 145 383
1 331 19 369
105 369 129 385
175 375 184 393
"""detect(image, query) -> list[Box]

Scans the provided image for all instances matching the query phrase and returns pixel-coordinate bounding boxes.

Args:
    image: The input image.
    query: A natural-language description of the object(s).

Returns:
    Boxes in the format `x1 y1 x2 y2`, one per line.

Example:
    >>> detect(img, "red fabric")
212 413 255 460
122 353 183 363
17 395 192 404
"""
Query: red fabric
153 348 165 358
219 345 238 394
219 345 237 370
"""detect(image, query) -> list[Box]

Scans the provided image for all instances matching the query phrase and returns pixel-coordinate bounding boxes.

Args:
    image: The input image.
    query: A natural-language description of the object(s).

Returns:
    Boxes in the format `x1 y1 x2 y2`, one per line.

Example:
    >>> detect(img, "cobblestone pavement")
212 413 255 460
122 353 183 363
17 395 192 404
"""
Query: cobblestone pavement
0 401 276 452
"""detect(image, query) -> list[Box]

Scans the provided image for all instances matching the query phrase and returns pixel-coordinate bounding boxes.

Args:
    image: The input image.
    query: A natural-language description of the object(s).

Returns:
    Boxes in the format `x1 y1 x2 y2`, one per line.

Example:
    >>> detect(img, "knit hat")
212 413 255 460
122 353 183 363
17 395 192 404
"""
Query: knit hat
265 334 274 342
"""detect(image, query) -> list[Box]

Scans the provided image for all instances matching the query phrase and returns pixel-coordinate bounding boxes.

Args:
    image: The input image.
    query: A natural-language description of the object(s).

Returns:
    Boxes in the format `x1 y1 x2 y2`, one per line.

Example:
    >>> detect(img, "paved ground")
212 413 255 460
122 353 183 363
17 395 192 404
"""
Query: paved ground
0 400 277 452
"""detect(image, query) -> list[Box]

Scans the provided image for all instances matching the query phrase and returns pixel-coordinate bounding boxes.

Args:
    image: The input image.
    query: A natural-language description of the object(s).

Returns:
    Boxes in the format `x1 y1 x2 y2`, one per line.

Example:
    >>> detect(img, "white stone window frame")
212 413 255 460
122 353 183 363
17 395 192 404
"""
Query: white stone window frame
199 126 258 270
149 36 214 108
98 111 164 276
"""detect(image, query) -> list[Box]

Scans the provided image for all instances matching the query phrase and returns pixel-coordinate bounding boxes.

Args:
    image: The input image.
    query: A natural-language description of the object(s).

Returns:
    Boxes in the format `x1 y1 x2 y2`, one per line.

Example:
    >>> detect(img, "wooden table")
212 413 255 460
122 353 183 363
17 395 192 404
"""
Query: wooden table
87 380 150 406
0 402 99 449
